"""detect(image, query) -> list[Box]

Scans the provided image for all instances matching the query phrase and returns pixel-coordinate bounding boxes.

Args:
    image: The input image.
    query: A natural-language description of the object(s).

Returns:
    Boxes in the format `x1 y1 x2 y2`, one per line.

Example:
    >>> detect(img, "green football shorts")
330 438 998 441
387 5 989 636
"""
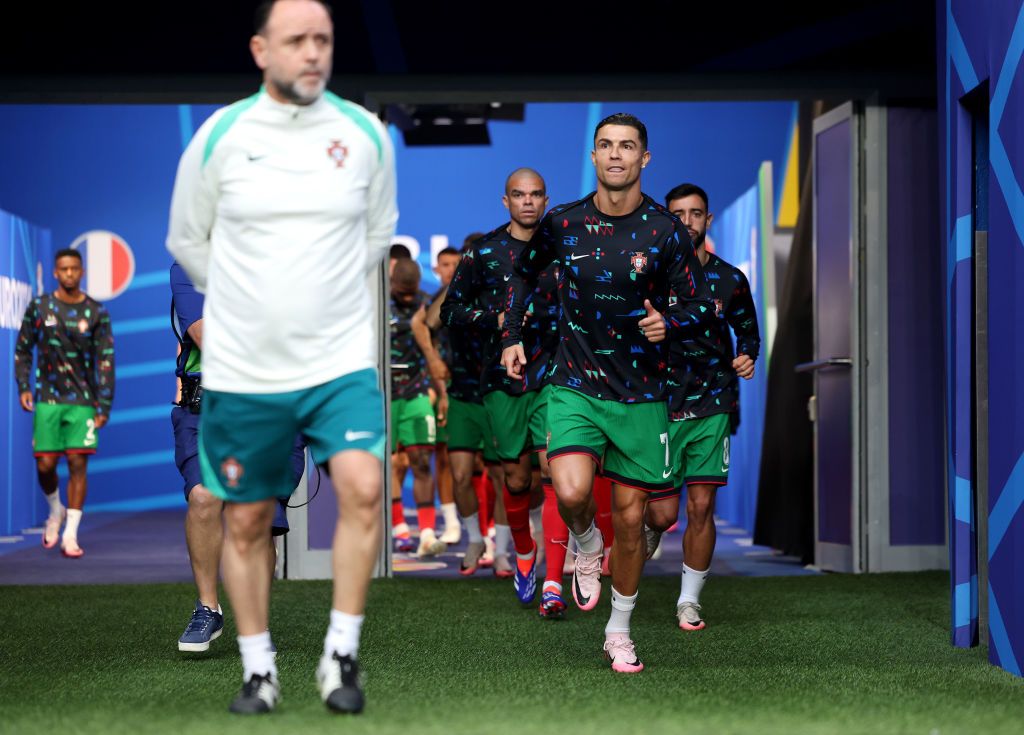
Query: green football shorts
482 385 549 462
391 393 436 452
445 396 499 463
33 403 98 455
546 386 672 492
651 413 731 500
200 368 385 503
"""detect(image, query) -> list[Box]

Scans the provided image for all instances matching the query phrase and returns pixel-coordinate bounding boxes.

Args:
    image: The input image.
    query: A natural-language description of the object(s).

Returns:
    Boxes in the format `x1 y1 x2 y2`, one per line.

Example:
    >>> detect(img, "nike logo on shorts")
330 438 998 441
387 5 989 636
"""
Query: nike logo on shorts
662 469 672 479
345 430 375 441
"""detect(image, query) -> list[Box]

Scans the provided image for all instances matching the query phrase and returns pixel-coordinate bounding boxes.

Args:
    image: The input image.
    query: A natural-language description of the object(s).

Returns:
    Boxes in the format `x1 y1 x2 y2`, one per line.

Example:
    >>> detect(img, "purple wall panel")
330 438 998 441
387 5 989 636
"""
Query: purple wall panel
306 462 339 550
886 107 945 547
815 120 854 547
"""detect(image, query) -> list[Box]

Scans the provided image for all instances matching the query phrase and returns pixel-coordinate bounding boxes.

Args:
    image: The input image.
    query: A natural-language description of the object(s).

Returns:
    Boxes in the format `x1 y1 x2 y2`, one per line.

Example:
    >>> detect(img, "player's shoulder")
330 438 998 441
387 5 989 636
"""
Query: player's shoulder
709 253 747 282
477 224 511 248
322 92 389 162
546 195 592 220
643 195 681 228
81 294 110 315
189 91 263 166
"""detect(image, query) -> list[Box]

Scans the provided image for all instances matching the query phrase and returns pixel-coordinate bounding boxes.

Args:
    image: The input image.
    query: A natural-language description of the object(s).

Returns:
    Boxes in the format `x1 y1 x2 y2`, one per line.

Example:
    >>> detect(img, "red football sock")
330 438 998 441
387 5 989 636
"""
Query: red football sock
416 504 436 533
391 499 405 528
542 480 568 585
502 486 534 555
473 473 492 534
594 474 614 546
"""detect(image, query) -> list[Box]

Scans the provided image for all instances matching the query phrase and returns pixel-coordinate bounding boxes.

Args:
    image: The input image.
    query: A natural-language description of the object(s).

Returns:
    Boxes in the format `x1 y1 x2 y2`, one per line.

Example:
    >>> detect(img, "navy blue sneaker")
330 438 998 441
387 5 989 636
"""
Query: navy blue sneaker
513 545 538 604
178 600 224 652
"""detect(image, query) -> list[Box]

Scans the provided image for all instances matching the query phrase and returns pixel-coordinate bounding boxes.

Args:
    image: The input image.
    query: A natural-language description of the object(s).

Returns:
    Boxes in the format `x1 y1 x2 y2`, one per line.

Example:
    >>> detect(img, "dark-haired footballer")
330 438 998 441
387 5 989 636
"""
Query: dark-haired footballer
15 248 115 558
501 113 714 673
644 183 759 632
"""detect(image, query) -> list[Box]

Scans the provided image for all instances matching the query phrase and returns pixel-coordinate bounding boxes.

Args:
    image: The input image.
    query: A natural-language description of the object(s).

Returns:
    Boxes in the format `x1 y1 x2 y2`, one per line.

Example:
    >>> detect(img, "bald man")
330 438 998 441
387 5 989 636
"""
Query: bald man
441 169 567 617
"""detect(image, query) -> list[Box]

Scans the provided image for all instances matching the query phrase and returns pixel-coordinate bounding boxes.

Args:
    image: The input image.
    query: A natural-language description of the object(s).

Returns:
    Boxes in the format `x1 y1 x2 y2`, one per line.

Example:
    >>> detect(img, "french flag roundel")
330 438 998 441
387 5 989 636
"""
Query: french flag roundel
69 230 135 300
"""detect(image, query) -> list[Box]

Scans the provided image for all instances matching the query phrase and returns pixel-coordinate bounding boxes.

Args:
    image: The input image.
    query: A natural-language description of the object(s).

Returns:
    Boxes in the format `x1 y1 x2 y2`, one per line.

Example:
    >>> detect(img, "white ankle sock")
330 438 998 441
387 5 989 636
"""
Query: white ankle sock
325 609 363 658
678 563 710 606
572 523 602 555
45 490 63 517
604 587 638 636
494 524 511 555
464 512 483 543
62 509 82 541
238 631 276 680
441 502 459 528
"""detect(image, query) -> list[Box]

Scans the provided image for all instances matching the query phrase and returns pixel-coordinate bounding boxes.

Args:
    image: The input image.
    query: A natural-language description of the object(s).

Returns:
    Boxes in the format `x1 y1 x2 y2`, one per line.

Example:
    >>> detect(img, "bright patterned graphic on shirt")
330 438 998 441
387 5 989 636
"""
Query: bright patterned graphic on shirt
667 253 760 420
14 295 115 415
502 193 714 403
442 225 559 396
390 291 431 400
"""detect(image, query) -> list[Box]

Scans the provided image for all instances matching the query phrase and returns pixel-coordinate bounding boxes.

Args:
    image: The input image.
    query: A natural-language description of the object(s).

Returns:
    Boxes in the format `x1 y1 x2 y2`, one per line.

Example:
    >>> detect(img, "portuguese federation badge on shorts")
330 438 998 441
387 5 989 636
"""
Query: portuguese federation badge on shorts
221 457 245 488
327 140 348 168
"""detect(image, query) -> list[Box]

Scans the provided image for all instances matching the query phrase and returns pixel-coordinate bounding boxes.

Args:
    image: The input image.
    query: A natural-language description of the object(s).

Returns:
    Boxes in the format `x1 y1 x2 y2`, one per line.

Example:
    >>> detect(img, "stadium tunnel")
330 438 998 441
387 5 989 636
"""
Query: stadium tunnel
0 0 1020 679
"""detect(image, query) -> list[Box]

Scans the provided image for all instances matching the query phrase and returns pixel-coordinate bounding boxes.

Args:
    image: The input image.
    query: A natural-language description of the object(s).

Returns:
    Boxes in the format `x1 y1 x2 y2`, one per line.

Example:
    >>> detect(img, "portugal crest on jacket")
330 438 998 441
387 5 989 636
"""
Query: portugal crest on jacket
630 251 648 274
327 140 348 168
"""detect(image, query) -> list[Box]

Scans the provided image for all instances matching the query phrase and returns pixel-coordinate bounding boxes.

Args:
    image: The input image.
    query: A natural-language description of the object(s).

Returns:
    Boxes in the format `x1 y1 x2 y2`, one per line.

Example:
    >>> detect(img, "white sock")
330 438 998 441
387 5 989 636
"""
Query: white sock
494 524 511 556
464 512 483 543
441 502 459 529
542 580 562 595
238 631 277 680
678 563 710 606
45 490 63 517
604 587 638 636
529 505 543 535
324 609 363 659
62 509 83 541
572 523 602 555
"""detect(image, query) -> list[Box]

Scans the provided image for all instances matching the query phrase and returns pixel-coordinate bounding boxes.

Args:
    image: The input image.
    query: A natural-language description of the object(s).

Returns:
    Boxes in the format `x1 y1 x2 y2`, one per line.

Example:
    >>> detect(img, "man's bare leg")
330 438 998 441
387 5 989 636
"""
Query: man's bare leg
549 454 603 610
185 485 223 609
407 446 443 556
450 450 488 572
61 453 89 554
222 498 277 688
676 484 717 630
36 454 63 548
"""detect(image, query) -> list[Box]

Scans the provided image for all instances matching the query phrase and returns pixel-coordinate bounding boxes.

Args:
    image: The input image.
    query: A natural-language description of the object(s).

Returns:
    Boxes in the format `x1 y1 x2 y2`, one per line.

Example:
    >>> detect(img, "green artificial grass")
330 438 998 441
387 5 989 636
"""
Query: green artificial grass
1 572 1021 734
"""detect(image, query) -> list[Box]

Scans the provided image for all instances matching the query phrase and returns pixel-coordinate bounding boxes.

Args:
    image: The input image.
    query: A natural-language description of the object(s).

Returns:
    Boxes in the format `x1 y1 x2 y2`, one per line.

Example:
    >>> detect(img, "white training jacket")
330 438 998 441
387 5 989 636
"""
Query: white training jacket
167 87 397 394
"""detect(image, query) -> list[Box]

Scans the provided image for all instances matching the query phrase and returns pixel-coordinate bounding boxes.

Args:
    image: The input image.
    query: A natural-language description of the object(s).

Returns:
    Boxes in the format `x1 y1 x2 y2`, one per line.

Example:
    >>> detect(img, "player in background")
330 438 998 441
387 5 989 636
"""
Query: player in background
15 248 115 558
644 183 759 631
442 168 566 614
390 257 446 558
501 114 713 671
169 262 307 652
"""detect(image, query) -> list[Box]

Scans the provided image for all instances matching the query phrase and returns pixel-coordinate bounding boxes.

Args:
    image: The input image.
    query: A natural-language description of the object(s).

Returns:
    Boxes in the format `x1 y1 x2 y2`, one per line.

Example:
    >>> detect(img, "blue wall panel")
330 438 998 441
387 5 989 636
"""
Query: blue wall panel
943 0 1024 676
0 210 52 535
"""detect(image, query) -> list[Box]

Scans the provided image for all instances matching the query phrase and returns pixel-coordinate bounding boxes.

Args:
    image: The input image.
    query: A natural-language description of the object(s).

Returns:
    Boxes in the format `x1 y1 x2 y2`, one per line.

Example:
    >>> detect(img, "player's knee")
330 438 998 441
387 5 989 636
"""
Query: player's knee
225 504 272 543
36 455 58 475
65 454 88 476
686 492 715 526
188 485 222 521
646 500 677 532
345 476 382 512
614 503 646 534
554 481 589 510
409 451 432 477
